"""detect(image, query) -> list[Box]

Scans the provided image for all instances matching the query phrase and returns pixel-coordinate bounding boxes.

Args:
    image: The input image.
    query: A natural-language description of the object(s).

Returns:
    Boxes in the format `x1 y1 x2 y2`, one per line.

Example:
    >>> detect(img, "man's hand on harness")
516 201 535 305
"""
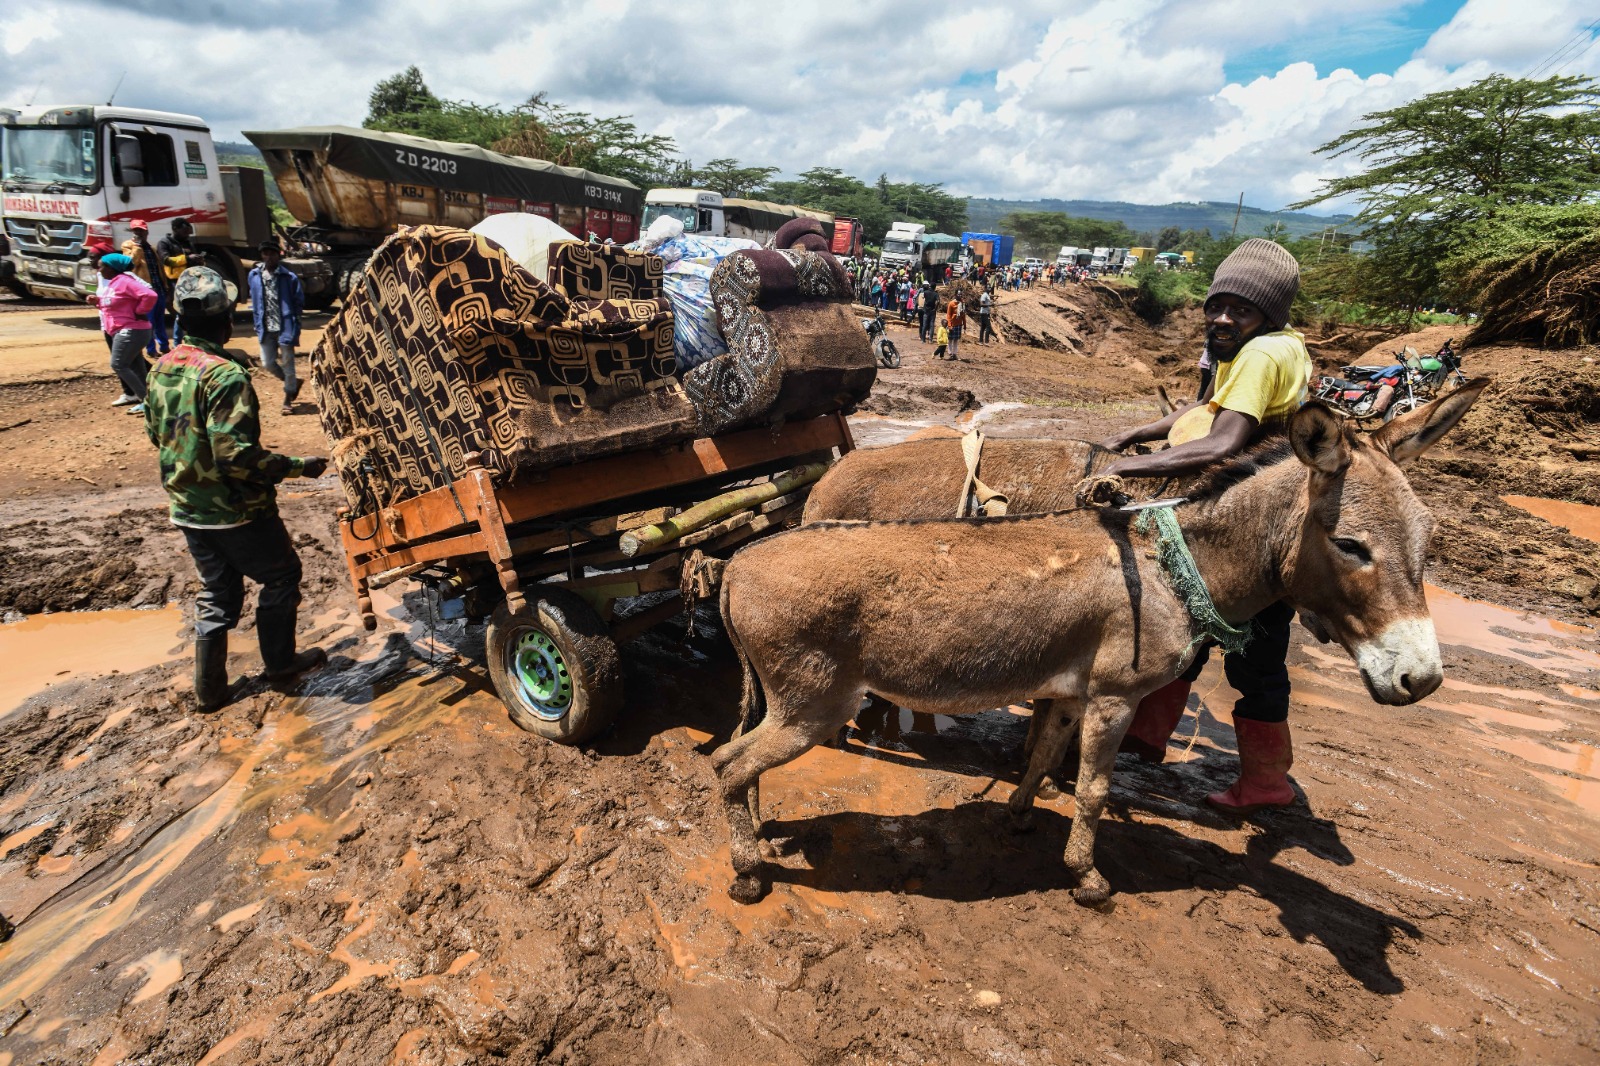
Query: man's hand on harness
1102 407 1257 481
1074 474 1127 507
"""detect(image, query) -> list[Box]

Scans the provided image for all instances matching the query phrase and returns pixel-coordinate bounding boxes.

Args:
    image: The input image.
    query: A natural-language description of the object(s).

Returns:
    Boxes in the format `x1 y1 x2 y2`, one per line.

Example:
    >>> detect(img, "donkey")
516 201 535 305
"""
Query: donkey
711 383 1486 906
803 435 1120 523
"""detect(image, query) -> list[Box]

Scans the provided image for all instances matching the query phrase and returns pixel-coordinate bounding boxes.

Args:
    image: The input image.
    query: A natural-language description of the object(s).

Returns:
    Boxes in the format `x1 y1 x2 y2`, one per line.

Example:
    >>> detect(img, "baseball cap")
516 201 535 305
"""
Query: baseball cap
129 219 149 231
175 266 231 317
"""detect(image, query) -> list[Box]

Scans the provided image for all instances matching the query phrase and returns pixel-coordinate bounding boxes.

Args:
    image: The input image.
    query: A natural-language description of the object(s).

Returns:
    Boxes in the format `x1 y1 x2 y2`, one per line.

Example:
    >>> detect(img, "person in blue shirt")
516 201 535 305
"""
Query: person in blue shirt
247 240 306 416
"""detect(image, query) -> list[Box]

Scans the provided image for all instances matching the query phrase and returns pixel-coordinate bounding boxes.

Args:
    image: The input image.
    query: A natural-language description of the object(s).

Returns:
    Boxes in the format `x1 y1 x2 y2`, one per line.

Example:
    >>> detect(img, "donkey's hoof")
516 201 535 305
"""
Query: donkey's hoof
728 874 766 905
1006 807 1036 833
1036 777 1062 801
1071 871 1111 907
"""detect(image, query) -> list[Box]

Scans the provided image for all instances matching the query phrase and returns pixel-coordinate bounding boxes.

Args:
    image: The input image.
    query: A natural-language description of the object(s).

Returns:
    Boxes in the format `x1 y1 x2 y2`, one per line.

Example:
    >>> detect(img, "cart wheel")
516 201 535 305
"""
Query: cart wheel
487 589 622 745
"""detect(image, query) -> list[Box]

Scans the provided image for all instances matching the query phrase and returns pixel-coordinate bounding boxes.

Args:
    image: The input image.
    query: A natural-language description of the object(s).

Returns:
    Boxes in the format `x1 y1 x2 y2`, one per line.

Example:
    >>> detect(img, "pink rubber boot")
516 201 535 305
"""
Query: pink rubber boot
1118 679 1192 763
1207 718 1296 814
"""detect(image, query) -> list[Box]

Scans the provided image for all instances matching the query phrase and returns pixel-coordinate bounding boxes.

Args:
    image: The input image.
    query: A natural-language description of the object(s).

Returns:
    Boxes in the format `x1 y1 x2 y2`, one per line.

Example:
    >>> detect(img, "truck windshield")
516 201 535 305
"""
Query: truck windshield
882 239 916 254
641 204 697 231
2 126 98 187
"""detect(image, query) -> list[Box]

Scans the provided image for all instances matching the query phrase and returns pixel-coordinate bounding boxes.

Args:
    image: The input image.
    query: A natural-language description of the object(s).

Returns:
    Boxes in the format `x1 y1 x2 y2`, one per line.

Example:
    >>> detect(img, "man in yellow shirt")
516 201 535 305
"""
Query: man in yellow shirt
1095 239 1311 814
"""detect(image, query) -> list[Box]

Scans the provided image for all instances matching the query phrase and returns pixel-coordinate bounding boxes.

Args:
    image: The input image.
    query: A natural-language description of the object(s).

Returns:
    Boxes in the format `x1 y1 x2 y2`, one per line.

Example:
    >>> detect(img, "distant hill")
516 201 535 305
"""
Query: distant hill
965 198 1354 240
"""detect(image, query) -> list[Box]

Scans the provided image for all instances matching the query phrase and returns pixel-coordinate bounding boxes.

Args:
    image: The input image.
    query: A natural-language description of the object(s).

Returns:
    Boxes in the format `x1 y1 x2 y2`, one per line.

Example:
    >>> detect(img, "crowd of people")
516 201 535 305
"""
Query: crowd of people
85 225 306 418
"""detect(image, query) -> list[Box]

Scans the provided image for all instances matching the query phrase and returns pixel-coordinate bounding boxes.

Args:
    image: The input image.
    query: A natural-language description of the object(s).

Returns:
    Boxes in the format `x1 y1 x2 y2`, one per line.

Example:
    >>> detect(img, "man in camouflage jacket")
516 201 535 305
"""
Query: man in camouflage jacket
144 267 330 712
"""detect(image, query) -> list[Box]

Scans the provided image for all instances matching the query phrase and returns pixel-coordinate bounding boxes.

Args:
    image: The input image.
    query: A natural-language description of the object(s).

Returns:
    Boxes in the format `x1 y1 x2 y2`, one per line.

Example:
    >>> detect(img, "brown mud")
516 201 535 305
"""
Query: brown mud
1 291 1598 1064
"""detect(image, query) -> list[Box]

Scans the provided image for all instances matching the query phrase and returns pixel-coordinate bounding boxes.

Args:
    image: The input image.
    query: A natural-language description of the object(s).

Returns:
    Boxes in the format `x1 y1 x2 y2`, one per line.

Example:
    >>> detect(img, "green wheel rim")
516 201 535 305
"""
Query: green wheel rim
510 628 573 720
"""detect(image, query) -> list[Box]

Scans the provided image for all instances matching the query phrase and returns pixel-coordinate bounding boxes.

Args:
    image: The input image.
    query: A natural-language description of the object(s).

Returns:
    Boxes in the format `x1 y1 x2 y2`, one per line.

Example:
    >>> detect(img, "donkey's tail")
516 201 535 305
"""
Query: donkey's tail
720 577 766 739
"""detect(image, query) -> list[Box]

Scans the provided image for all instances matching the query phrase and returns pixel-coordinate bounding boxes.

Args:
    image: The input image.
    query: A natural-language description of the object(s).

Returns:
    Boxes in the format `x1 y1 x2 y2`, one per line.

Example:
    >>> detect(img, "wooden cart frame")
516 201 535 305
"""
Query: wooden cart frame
336 412 855 742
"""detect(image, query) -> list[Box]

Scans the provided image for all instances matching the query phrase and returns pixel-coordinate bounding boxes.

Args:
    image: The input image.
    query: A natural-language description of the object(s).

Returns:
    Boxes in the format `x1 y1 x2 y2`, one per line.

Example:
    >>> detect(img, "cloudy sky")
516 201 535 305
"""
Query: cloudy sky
4 0 1597 212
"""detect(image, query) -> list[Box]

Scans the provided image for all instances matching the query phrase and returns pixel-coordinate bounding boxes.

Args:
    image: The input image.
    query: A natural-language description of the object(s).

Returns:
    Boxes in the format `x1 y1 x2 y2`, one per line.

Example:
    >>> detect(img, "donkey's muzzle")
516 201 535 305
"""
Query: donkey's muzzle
1354 618 1443 706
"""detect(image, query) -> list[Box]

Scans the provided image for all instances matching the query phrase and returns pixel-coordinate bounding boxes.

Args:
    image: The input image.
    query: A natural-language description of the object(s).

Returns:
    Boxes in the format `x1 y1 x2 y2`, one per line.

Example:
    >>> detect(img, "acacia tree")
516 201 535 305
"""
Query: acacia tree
364 66 441 128
1291 74 1600 305
690 159 779 198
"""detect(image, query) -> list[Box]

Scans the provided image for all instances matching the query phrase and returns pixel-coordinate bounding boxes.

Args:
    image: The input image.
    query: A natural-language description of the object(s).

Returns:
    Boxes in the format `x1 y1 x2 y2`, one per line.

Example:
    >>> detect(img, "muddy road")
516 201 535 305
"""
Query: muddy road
1 289 1598 1065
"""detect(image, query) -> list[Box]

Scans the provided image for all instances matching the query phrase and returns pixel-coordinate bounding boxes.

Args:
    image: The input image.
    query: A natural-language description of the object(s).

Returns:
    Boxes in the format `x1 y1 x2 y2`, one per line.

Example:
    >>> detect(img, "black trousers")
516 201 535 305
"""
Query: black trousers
181 514 303 639
1178 600 1293 723
918 309 935 342
977 313 994 343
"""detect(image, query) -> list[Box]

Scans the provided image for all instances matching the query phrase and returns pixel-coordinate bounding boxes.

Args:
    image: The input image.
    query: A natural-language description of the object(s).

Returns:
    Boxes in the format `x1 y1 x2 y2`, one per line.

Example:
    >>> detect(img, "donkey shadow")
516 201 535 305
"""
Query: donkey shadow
762 801 1417 995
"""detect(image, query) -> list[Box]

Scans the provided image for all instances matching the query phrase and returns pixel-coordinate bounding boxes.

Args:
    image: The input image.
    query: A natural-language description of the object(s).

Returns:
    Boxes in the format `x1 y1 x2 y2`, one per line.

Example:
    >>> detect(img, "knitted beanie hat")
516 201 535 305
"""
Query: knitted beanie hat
1207 238 1300 329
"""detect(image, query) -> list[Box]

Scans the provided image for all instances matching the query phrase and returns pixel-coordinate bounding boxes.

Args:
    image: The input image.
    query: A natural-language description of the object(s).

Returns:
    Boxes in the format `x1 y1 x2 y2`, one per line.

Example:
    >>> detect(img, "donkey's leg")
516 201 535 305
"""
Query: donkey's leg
1009 698 1081 830
711 690 861 904
1063 695 1136 905
1021 698 1053 762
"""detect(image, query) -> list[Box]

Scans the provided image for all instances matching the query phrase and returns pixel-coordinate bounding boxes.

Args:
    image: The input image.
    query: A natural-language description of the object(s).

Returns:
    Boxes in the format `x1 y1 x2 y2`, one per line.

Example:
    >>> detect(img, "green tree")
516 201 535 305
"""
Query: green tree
690 158 779 198
1291 73 1600 306
1156 225 1183 252
361 79 680 190
364 66 442 129
997 211 1136 256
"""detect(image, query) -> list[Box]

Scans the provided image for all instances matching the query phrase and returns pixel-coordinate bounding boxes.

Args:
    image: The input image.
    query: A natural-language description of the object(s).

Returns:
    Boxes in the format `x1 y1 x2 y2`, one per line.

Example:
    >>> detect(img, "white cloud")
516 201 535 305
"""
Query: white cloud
2 0 1596 215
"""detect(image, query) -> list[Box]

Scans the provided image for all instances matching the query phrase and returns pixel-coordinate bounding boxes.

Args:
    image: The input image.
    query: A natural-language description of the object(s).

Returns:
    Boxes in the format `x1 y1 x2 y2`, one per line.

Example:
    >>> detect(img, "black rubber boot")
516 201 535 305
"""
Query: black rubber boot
257 606 327 685
194 634 232 713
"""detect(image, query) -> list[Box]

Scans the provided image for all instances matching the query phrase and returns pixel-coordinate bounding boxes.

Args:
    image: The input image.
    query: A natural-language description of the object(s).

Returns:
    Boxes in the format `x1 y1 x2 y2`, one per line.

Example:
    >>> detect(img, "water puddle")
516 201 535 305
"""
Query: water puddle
1479 735 1600 816
0 649 478 1008
1425 585 1600 679
956 401 1031 428
121 948 183 1004
0 607 184 717
1502 496 1600 545
847 412 942 447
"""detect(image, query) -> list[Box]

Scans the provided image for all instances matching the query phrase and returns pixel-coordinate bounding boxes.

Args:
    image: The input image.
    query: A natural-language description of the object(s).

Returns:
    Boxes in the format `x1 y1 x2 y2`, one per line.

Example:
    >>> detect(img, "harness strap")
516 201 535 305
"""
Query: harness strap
956 430 1010 518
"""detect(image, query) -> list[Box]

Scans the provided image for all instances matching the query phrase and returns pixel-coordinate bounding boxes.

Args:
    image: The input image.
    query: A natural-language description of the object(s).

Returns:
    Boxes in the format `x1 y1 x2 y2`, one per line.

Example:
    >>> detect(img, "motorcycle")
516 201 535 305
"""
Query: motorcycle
862 312 901 369
1312 339 1464 423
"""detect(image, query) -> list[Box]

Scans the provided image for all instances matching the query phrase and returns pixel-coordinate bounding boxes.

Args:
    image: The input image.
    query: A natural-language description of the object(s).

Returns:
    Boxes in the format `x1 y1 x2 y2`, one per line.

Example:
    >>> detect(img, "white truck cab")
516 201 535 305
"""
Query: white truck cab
879 221 927 270
2 104 263 300
641 188 725 238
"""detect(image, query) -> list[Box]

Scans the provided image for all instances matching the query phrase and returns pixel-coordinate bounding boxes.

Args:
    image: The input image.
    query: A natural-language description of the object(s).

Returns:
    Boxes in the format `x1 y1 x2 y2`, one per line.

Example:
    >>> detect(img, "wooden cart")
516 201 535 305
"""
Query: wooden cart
337 412 855 743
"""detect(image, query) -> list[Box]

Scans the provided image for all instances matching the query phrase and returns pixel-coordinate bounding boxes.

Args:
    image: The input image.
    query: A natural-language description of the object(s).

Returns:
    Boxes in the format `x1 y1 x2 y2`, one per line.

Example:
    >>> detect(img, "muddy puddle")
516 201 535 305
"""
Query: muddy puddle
0 646 491 1018
1426 583 1600 678
1502 495 1600 544
0 607 184 717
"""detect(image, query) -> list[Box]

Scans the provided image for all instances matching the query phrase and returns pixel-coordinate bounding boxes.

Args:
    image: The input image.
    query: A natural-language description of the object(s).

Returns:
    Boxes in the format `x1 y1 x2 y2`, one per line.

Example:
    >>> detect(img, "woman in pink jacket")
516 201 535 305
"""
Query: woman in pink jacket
89 253 158 414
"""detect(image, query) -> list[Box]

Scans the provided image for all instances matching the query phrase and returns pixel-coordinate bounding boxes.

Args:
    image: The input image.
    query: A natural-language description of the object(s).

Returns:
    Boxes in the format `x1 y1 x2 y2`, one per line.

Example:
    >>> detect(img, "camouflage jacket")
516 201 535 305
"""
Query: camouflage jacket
143 338 307 527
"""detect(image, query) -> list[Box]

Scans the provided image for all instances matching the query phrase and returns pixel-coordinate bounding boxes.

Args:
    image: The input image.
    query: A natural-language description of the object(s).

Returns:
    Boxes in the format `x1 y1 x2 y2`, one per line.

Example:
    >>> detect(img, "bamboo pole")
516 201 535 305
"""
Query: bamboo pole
619 464 828 557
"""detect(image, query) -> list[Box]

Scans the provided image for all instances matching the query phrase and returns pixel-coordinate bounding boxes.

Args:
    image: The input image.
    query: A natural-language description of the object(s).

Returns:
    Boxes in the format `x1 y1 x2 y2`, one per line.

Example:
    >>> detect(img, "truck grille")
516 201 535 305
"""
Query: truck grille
4 218 85 258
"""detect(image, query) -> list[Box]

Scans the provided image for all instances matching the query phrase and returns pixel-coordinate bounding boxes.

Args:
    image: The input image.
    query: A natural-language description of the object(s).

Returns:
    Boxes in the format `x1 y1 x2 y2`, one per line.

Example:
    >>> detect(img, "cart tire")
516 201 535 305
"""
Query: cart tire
488 589 622 745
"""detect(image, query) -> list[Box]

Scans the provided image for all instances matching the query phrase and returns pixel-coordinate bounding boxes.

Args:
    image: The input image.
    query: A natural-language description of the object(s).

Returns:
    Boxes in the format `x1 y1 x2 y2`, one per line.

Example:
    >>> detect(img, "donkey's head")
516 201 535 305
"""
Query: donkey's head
1282 380 1488 705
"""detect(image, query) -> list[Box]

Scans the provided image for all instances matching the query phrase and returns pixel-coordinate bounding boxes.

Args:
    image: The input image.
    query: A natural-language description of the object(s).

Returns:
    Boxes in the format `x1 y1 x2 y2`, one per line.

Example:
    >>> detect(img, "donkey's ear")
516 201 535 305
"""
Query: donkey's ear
1289 401 1351 475
1372 377 1490 467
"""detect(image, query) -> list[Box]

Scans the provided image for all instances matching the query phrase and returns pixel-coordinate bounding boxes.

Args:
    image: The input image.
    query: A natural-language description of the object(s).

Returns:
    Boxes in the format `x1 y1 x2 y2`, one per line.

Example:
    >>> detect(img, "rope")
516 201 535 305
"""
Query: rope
1135 504 1252 657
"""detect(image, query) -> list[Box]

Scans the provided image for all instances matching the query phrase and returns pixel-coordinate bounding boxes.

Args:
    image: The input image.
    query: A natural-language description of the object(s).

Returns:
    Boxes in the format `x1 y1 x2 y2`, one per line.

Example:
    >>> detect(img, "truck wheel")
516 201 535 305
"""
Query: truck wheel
487 588 622 745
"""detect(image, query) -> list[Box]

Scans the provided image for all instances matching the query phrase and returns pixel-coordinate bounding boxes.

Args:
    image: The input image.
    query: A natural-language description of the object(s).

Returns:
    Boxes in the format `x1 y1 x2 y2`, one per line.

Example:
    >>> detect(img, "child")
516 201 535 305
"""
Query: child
933 322 950 360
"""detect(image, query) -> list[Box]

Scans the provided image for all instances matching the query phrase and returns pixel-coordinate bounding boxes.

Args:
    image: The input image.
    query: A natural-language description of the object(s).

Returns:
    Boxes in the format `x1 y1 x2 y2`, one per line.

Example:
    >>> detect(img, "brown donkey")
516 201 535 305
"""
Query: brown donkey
712 384 1486 906
803 436 1119 522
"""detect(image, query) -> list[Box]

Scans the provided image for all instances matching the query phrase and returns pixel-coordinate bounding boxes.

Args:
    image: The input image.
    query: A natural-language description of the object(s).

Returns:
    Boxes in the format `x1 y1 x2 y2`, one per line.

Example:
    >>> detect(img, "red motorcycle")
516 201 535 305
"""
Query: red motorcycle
1312 340 1464 423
